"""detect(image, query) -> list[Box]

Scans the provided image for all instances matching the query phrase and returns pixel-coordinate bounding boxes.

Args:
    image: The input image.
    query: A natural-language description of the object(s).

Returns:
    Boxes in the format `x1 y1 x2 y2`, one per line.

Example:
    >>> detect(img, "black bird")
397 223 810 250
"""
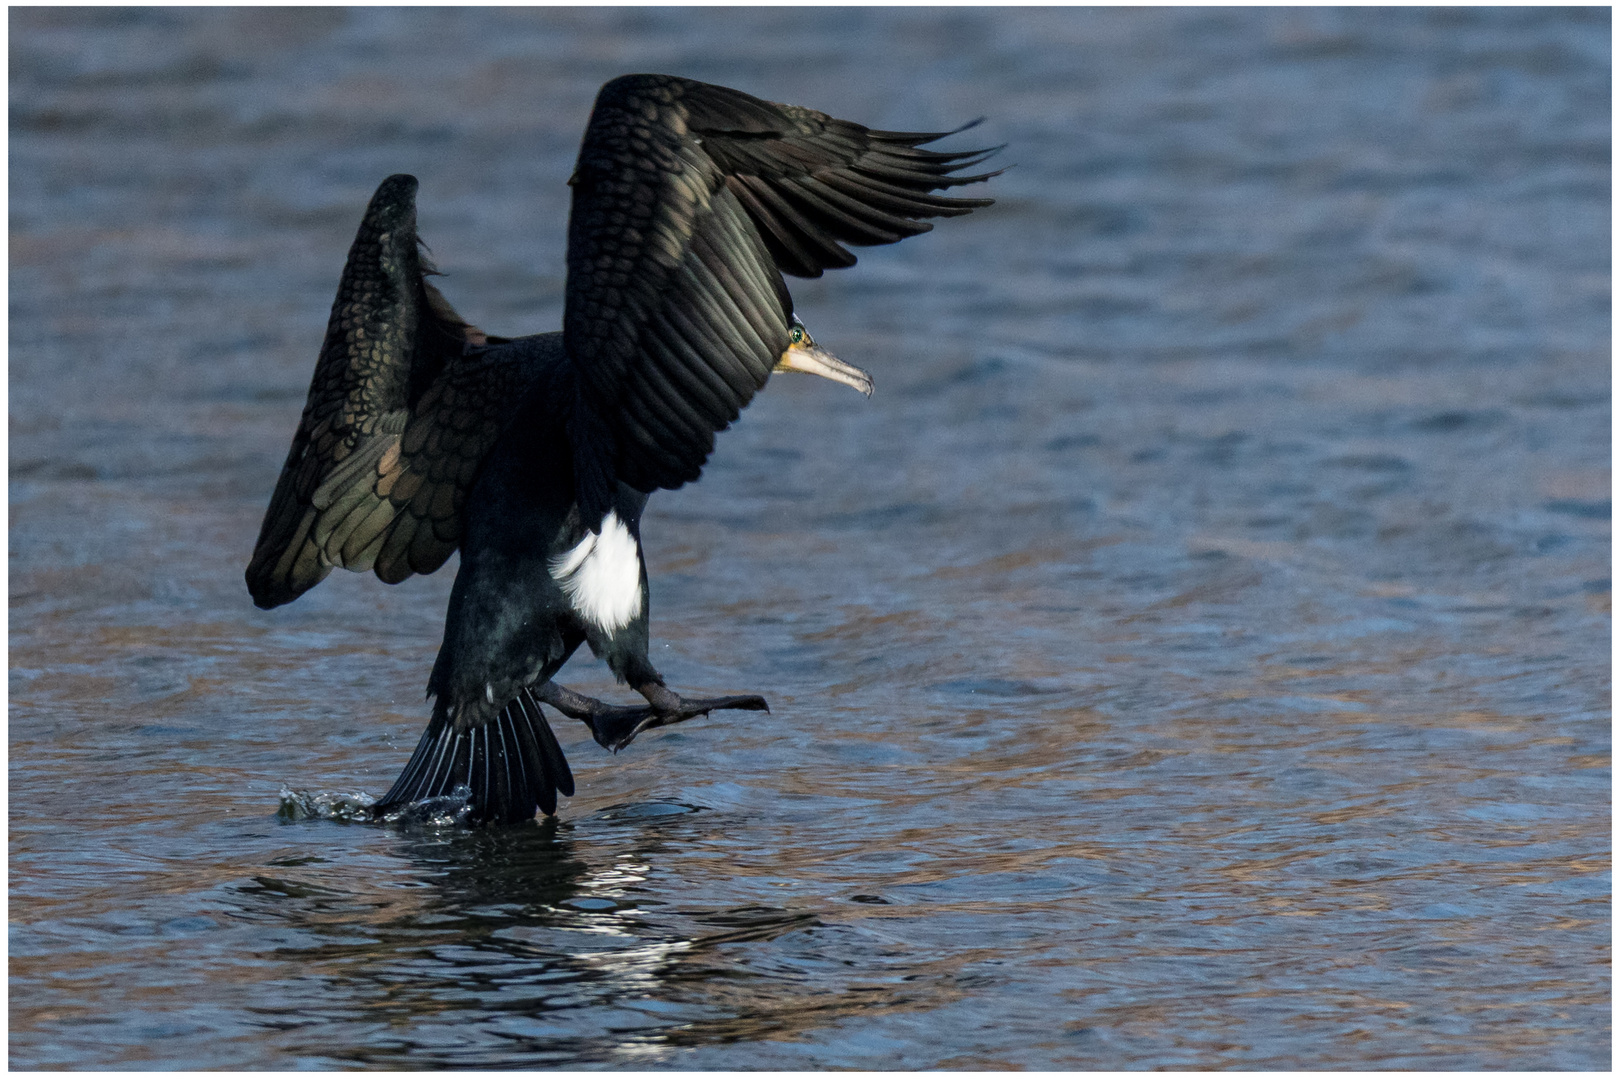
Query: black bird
246 74 998 825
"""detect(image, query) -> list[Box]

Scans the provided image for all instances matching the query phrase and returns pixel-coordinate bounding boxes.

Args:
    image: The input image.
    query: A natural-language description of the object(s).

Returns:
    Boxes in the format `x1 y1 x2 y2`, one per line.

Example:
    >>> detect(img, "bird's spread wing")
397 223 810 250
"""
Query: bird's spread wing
246 174 536 609
563 74 998 513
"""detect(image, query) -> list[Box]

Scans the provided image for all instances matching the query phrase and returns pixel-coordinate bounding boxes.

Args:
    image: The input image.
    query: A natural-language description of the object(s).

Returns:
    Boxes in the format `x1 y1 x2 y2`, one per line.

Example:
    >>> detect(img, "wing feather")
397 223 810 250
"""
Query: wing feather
731 173 858 270
638 325 731 425
627 358 716 451
562 74 998 517
688 222 784 349
646 332 737 422
659 294 760 399
722 177 824 278
783 175 926 243
677 244 775 364
246 175 544 608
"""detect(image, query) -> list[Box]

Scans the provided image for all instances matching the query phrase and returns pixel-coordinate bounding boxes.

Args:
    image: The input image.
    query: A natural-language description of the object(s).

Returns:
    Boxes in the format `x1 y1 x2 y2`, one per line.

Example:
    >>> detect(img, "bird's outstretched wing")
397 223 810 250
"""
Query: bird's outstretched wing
246 174 537 609
563 74 998 516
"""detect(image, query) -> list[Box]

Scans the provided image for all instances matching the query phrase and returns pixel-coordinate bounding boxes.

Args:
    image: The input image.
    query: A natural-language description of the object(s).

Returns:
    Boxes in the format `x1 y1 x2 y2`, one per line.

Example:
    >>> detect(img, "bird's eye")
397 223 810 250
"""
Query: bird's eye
790 326 804 344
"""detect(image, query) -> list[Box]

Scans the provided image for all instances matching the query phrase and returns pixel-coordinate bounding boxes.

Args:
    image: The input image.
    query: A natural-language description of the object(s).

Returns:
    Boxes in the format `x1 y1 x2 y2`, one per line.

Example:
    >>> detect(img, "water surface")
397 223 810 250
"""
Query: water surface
10 7 1610 1069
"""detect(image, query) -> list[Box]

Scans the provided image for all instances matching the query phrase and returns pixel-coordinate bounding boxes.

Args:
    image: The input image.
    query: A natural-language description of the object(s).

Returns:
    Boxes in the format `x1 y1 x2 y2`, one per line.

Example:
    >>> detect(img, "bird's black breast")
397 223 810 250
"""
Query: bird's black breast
425 335 655 728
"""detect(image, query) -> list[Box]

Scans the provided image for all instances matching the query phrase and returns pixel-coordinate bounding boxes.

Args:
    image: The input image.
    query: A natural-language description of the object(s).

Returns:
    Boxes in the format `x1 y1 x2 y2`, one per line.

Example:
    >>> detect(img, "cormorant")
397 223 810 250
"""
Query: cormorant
246 74 998 825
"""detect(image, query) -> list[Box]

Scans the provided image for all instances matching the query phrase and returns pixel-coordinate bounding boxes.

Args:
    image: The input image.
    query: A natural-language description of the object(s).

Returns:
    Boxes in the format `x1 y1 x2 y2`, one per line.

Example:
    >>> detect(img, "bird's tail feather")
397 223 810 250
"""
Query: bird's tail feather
374 687 575 825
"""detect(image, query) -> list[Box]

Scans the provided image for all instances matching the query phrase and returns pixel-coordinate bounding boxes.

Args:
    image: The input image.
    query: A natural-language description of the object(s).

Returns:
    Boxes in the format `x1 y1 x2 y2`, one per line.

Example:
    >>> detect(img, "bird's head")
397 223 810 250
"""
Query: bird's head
772 319 874 397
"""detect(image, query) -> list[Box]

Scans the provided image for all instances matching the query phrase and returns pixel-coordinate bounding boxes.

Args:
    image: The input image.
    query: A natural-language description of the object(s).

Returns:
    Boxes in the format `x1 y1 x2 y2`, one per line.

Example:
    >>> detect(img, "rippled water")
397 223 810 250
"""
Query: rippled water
10 7 1610 1069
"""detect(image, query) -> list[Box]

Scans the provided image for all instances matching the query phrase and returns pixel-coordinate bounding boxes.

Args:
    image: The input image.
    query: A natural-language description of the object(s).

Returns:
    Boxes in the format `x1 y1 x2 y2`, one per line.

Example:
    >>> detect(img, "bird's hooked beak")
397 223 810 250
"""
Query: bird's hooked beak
772 325 874 397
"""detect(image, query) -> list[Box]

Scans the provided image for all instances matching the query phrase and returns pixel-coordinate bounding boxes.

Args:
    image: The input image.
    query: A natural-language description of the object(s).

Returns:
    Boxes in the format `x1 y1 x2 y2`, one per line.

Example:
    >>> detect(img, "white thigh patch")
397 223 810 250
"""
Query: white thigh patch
549 510 644 634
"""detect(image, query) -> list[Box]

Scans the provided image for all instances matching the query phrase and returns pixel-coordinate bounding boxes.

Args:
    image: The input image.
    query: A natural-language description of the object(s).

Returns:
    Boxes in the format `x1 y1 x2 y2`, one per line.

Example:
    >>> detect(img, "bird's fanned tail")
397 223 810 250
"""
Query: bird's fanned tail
374 687 575 825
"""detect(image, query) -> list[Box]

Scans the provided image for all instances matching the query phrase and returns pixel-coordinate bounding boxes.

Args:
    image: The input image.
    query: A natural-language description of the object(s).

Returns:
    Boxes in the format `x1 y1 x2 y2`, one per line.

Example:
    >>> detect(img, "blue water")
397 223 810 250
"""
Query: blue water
10 6 1609 1069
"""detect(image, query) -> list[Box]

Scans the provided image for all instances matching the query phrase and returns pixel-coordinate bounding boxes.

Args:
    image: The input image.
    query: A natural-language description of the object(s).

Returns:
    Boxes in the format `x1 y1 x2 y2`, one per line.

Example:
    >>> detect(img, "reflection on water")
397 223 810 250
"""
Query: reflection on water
10 5 1610 1070
249 811 909 1069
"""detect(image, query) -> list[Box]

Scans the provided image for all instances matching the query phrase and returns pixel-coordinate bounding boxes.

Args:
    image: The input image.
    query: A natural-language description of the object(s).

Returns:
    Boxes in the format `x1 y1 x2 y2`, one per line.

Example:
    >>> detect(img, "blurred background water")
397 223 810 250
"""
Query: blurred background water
9 6 1609 1069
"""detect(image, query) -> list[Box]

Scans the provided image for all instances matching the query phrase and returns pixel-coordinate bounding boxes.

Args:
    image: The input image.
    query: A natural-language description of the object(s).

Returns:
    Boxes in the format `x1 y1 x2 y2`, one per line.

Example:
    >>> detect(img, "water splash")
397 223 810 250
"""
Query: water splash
378 786 476 828
276 787 378 823
278 784 479 827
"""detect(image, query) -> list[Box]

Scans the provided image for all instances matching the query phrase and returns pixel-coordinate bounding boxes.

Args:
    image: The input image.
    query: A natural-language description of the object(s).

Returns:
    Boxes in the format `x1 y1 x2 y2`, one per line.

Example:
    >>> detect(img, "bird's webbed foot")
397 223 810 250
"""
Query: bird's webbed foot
534 681 768 753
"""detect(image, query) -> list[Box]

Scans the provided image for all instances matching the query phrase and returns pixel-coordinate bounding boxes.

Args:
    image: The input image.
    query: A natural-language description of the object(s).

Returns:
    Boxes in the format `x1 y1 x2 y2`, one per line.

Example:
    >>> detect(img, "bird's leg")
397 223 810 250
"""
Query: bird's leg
533 680 767 754
639 681 771 718
534 681 627 722
625 681 769 749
